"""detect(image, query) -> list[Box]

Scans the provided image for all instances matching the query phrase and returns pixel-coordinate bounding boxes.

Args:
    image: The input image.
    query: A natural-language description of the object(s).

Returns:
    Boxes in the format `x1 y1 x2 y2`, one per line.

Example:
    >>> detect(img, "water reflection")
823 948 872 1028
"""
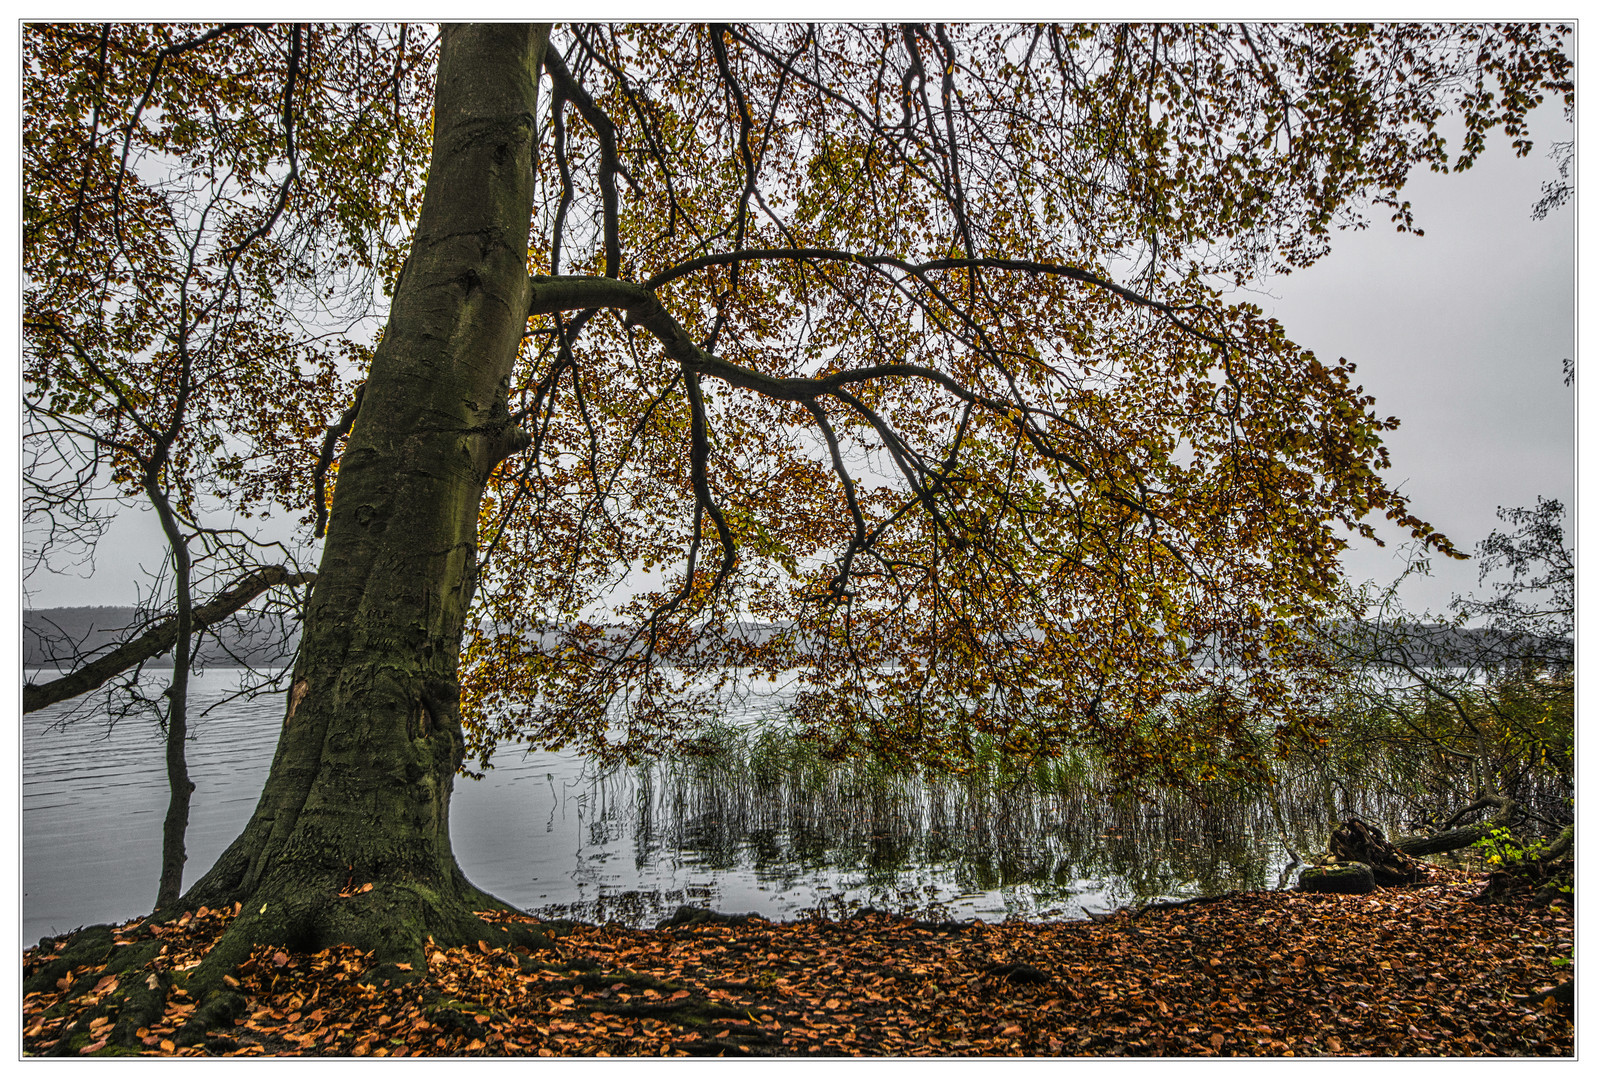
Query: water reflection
27 668 1374 944
523 737 1323 927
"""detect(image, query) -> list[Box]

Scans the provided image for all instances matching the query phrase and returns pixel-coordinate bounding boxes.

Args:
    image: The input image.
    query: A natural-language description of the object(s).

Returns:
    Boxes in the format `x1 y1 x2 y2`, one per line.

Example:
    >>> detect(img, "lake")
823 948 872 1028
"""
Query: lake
23 668 1314 947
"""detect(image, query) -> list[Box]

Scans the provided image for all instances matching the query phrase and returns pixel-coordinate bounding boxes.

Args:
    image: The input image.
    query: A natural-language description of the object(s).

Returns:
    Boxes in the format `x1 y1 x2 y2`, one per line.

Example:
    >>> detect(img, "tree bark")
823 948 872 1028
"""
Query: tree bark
177 23 549 982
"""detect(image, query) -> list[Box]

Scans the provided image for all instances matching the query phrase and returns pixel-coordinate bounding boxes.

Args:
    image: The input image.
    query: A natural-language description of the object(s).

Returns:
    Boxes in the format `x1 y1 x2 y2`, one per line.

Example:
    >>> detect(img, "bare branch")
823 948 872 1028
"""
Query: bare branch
24 565 315 713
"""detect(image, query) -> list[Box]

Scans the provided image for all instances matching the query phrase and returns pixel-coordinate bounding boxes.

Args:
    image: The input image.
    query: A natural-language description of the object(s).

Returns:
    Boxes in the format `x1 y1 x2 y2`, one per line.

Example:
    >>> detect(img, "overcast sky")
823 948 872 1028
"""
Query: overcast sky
18 43 1578 626
1269 106 1576 616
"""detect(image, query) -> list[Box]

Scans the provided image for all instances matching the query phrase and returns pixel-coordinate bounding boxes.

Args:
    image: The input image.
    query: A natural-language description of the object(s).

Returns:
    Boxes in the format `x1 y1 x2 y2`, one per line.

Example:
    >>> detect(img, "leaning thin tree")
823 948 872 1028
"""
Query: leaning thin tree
24 22 1572 1044
23 23 434 911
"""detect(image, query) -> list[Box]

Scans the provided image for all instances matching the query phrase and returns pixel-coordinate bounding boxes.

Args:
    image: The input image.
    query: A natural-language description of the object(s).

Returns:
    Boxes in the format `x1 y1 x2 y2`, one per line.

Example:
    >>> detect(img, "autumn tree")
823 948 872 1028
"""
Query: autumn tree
22 21 1574 1045
22 23 434 908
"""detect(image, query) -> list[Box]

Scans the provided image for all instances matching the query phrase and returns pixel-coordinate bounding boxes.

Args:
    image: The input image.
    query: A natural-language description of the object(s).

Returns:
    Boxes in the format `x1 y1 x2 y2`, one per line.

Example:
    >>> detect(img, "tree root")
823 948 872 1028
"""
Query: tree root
1329 818 1422 885
26 879 568 1053
25 923 170 1056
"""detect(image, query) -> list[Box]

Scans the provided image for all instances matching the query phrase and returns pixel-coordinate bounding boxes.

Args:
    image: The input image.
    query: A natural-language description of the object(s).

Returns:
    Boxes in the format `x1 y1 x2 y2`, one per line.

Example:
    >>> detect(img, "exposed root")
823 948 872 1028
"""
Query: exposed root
25 880 568 1053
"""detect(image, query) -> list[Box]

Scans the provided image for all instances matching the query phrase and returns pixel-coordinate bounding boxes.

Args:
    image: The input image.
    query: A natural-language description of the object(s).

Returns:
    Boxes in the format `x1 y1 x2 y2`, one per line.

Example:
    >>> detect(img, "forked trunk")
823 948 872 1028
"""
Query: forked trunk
178 23 548 976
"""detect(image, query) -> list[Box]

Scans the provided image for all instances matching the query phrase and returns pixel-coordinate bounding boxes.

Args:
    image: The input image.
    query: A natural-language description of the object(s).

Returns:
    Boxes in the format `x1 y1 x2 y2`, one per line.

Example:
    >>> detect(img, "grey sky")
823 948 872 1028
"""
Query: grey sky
22 80 1577 625
1269 107 1576 616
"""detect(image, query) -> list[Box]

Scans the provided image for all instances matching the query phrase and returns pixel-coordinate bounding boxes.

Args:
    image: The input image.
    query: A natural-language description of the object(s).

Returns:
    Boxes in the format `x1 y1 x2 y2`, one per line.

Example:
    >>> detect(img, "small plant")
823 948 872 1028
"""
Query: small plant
1470 826 1544 867
1468 824 1574 907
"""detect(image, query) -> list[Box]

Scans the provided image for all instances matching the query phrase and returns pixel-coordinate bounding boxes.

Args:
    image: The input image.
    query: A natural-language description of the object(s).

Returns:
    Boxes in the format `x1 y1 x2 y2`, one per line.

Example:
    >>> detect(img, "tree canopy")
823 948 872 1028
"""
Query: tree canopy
455 23 1573 788
24 22 1575 795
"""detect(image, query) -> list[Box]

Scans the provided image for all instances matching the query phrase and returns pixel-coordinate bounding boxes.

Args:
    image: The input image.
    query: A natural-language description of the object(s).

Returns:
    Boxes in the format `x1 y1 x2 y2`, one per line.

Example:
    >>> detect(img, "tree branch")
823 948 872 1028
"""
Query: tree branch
542 45 622 278
314 382 365 538
642 248 1232 348
24 565 314 713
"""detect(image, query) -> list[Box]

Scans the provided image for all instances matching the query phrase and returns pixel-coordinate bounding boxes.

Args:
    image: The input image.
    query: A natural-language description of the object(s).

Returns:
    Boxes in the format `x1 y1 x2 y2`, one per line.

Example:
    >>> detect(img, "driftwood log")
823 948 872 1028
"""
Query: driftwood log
1298 862 1377 894
1393 794 1519 857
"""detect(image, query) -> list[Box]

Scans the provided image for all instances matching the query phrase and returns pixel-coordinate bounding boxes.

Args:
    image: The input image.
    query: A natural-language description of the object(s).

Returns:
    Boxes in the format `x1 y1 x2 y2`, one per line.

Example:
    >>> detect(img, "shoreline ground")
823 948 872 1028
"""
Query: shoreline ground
22 868 1573 1057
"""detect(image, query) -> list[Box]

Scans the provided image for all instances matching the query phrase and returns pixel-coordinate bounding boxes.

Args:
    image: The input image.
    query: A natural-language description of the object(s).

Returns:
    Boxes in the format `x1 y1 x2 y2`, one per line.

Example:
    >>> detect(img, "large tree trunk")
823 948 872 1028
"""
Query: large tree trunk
177 23 548 983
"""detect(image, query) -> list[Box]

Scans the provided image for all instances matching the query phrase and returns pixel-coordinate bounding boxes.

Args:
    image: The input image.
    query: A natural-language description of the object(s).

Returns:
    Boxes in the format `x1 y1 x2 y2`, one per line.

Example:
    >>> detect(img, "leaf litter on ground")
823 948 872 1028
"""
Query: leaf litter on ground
22 867 1573 1057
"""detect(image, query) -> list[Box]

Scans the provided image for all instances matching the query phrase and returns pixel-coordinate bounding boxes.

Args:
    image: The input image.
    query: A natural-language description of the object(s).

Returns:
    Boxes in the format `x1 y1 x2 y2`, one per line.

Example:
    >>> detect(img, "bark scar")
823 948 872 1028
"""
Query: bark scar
285 679 309 725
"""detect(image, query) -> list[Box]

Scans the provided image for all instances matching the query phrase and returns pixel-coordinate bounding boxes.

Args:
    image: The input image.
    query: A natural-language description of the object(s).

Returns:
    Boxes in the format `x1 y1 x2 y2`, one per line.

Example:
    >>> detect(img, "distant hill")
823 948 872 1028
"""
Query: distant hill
1320 621 1572 668
23 605 299 670
23 608 1567 675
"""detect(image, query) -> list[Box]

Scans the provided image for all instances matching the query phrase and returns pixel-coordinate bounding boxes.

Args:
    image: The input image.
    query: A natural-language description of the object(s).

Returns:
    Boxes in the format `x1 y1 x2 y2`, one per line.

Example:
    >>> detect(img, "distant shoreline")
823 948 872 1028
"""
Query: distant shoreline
22 605 298 670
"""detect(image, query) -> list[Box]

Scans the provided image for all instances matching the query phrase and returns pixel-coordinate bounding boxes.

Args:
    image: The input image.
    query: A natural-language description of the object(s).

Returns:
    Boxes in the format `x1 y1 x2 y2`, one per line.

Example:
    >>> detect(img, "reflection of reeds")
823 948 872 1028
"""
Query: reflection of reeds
536 711 1506 928
566 724 1334 919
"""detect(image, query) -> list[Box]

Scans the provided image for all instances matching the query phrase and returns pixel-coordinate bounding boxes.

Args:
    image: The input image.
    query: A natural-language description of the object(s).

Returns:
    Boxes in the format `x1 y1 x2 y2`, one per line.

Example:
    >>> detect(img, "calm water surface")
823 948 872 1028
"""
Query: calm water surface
23 668 1309 946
